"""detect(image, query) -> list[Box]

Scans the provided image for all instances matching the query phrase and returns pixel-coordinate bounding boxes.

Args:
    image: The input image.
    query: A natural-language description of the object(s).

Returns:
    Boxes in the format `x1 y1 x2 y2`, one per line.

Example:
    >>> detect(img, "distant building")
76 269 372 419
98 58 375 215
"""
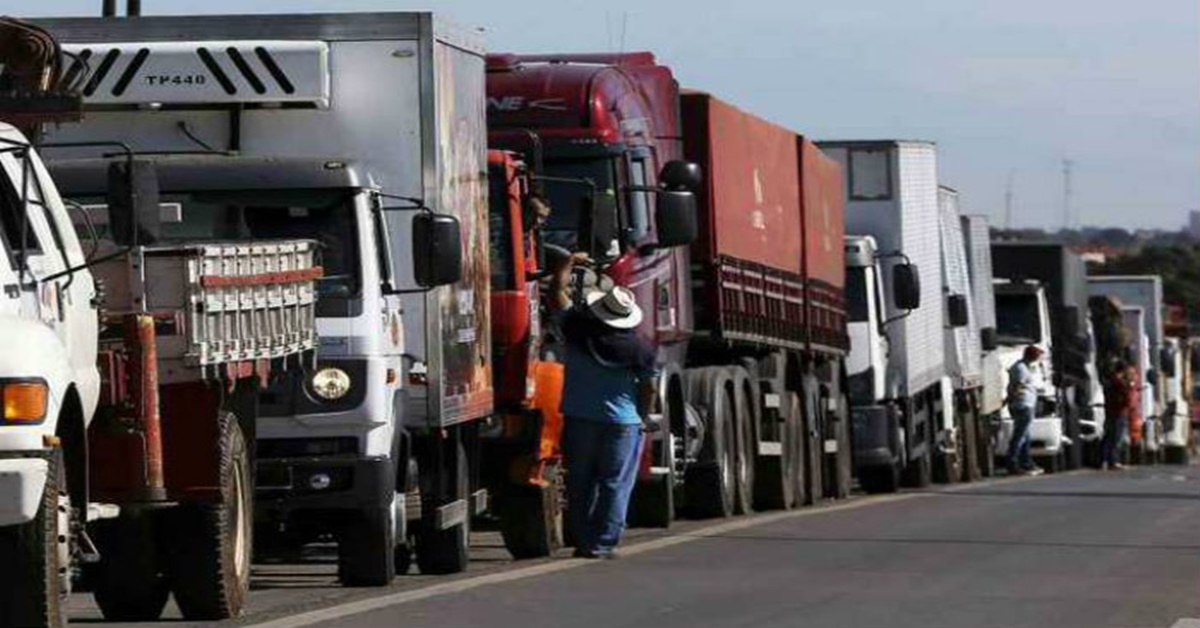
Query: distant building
1189 210 1200 239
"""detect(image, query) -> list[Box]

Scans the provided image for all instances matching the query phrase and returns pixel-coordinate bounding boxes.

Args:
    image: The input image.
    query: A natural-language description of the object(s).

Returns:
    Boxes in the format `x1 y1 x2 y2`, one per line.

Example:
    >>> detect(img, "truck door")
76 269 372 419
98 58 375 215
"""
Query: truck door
0 148 98 402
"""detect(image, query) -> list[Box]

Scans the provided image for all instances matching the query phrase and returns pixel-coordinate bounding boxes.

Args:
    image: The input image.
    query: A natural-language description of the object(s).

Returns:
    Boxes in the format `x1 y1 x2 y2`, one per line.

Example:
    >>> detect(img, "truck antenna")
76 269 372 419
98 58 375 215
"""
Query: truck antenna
1062 158 1074 231
1004 168 1015 230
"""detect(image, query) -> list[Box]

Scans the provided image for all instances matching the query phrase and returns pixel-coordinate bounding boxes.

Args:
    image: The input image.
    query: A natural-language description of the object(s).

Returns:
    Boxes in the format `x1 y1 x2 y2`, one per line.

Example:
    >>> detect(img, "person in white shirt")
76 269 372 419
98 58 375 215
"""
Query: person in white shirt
1006 345 1045 476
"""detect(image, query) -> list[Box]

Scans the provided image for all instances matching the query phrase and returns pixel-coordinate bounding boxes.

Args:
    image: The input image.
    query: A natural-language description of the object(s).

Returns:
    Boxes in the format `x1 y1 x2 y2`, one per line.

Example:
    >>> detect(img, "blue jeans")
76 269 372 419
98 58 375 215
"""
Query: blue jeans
1007 405 1034 470
1102 414 1128 465
563 418 642 554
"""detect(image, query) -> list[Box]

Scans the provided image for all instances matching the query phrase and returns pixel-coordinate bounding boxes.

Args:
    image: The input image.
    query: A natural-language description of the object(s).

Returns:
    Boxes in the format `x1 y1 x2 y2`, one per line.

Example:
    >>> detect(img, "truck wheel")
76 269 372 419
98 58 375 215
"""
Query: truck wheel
684 368 736 518
0 449 69 628
825 391 853 500
91 514 170 620
500 475 564 559
1164 446 1189 465
337 505 396 586
799 376 824 505
901 449 932 488
166 413 252 620
754 388 797 510
416 439 470 575
859 464 900 494
729 367 757 515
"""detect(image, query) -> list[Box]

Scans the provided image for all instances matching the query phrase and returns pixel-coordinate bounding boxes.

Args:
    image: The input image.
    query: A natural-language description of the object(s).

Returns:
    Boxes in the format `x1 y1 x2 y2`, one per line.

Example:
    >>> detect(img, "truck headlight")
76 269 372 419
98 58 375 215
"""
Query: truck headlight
310 368 352 401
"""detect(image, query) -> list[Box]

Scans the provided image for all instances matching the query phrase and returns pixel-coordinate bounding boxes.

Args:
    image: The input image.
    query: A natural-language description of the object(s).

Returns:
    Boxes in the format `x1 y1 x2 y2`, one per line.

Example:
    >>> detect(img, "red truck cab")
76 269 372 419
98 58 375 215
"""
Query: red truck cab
487 53 697 348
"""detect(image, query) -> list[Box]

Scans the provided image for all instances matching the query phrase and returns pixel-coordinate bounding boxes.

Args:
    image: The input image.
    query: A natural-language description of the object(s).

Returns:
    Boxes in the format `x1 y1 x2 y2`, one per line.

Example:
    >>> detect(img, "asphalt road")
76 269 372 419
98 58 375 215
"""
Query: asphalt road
68 465 1200 628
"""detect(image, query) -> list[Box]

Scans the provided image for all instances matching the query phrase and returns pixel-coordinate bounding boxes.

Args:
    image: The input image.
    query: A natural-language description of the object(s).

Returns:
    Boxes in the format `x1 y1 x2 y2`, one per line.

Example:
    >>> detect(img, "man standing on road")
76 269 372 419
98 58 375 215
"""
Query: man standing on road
554 269 658 559
1006 345 1045 476
1101 360 1134 470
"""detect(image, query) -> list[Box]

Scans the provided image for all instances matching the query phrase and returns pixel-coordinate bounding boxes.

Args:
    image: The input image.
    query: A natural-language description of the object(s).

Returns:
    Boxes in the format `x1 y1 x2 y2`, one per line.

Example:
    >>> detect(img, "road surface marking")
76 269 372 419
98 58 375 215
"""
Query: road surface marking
243 473 1051 628
1170 619 1200 628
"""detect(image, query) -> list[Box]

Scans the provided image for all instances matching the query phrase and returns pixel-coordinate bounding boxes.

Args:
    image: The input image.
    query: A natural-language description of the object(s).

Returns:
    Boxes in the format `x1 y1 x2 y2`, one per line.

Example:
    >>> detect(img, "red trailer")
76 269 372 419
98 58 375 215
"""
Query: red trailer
488 55 850 527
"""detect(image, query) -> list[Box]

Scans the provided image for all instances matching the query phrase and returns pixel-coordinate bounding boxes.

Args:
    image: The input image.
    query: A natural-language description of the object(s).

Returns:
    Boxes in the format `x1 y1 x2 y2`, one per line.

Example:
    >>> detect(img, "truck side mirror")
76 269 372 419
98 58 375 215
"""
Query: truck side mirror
892 263 920 310
659 160 702 191
106 159 161 247
654 190 697 248
412 213 463 288
947 294 969 328
980 327 998 351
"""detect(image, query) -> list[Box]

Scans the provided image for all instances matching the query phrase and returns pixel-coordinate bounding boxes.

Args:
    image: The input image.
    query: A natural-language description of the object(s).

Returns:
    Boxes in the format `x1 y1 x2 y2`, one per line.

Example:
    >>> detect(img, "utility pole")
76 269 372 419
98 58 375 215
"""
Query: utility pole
1004 169 1015 230
1062 158 1075 231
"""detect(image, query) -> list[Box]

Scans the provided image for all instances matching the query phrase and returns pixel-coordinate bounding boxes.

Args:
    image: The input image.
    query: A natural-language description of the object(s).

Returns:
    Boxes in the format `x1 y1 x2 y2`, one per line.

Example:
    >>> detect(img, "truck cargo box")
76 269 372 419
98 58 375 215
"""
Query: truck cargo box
683 92 846 353
962 214 1003 414
799 139 848 352
820 140 944 397
938 187 982 388
39 13 493 428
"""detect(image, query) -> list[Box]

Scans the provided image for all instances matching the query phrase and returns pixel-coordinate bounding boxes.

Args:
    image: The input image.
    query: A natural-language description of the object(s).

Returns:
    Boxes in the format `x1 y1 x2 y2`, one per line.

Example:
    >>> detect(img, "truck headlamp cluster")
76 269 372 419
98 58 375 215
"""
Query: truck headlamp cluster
1 380 48 424
310 368 352 402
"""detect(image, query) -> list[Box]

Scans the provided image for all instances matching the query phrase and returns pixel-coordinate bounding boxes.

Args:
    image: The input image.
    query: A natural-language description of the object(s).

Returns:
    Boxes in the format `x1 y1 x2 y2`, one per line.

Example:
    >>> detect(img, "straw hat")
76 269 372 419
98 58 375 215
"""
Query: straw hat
585 286 643 329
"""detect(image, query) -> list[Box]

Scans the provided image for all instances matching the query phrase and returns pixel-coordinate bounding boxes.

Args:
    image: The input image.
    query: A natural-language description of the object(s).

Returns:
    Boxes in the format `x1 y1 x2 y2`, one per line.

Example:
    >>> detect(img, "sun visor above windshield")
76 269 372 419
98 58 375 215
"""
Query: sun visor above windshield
61 41 330 108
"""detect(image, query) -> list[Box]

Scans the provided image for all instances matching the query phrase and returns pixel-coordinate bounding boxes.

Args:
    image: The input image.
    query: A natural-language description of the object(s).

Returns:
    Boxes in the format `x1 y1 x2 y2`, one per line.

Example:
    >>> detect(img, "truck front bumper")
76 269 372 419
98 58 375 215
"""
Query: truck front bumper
852 405 898 468
255 454 393 520
0 457 48 526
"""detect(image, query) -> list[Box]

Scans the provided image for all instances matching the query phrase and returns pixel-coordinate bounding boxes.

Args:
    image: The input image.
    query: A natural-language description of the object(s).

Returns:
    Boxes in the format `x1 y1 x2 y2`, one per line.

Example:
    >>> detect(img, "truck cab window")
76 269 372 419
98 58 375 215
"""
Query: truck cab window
540 156 617 252
627 156 651 243
995 293 1040 344
487 167 516 290
0 173 44 263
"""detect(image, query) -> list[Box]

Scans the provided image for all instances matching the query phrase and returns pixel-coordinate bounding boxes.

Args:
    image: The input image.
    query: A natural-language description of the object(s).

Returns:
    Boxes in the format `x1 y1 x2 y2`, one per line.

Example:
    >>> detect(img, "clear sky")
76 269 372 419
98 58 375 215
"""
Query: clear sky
10 0 1199 230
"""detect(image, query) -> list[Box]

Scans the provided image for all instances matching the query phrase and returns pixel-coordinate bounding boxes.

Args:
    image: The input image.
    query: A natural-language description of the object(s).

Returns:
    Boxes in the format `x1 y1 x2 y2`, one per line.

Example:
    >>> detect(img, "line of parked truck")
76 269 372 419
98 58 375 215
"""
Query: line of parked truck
0 10 1194 627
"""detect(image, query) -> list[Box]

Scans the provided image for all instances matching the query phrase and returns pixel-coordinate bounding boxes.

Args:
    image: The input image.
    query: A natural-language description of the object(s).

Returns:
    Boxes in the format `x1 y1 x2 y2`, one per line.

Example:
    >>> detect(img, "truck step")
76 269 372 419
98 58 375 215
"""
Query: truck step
758 442 783 456
435 499 469 531
86 502 120 522
470 489 489 516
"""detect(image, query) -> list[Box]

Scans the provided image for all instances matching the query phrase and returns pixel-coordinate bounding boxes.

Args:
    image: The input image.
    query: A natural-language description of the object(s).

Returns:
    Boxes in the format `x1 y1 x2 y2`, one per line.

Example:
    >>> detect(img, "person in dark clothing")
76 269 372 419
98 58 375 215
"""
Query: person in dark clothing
554 272 658 559
1101 360 1135 470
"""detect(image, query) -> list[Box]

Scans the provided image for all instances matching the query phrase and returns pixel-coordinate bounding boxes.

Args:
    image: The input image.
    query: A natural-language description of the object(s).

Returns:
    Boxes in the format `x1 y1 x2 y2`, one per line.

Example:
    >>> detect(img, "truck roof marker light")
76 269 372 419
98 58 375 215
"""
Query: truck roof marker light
3 381 48 424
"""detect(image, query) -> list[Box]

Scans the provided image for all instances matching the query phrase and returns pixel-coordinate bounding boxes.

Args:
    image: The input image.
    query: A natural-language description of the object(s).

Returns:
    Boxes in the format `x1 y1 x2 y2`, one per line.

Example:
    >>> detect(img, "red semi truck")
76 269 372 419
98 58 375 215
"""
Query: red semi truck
487 54 850 524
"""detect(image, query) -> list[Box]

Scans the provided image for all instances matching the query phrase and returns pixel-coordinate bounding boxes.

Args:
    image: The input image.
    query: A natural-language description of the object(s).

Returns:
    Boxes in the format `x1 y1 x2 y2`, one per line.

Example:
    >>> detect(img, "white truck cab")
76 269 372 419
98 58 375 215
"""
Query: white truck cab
993 279 1066 468
0 123 100 627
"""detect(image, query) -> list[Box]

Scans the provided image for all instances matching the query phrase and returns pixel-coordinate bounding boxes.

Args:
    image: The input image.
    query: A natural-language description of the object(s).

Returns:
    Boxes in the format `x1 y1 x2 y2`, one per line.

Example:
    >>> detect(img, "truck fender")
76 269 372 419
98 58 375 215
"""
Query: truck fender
0 317 75 450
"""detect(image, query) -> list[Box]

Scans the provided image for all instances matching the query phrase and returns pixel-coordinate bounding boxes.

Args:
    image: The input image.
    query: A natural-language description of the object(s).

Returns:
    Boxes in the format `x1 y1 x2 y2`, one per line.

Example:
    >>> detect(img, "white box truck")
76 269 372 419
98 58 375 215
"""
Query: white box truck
823 140 952 492
38 12 487 586
937 187 984 482
961 213 1004 475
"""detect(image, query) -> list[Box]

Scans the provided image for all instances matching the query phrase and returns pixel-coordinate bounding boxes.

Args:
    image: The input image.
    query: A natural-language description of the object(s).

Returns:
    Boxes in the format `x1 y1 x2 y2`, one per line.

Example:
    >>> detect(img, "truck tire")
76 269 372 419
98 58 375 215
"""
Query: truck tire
960 404 981 483
416 438 470 575
859 464 900 494
166 413 252 620
337 505 396 586
799 375 824 505
684 368 736 518
500 474 564 559
825 389 853 500
1164 446 1189 465
901 449 932 488
754 386 797 510
729 367 757 515
0 449 69 628
91 513 170 620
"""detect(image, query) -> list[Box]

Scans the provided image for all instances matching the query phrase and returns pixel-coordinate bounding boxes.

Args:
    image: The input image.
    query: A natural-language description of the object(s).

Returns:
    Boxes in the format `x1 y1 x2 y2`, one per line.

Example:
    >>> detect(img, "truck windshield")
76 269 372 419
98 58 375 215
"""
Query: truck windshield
846 267 869 322
995 293 1040 344
487 167 516 290
540 157 617 252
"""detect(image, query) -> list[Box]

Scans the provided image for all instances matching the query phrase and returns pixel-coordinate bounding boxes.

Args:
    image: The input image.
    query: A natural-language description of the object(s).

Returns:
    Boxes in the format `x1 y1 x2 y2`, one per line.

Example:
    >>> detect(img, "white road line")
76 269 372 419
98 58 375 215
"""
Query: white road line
243 473 1051 628
1169 619 1200 628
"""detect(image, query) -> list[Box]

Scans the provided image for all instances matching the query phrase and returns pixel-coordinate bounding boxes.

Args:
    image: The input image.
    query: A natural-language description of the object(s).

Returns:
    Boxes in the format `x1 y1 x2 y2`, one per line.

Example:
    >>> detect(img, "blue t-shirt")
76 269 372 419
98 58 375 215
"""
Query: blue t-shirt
559 311 659 425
